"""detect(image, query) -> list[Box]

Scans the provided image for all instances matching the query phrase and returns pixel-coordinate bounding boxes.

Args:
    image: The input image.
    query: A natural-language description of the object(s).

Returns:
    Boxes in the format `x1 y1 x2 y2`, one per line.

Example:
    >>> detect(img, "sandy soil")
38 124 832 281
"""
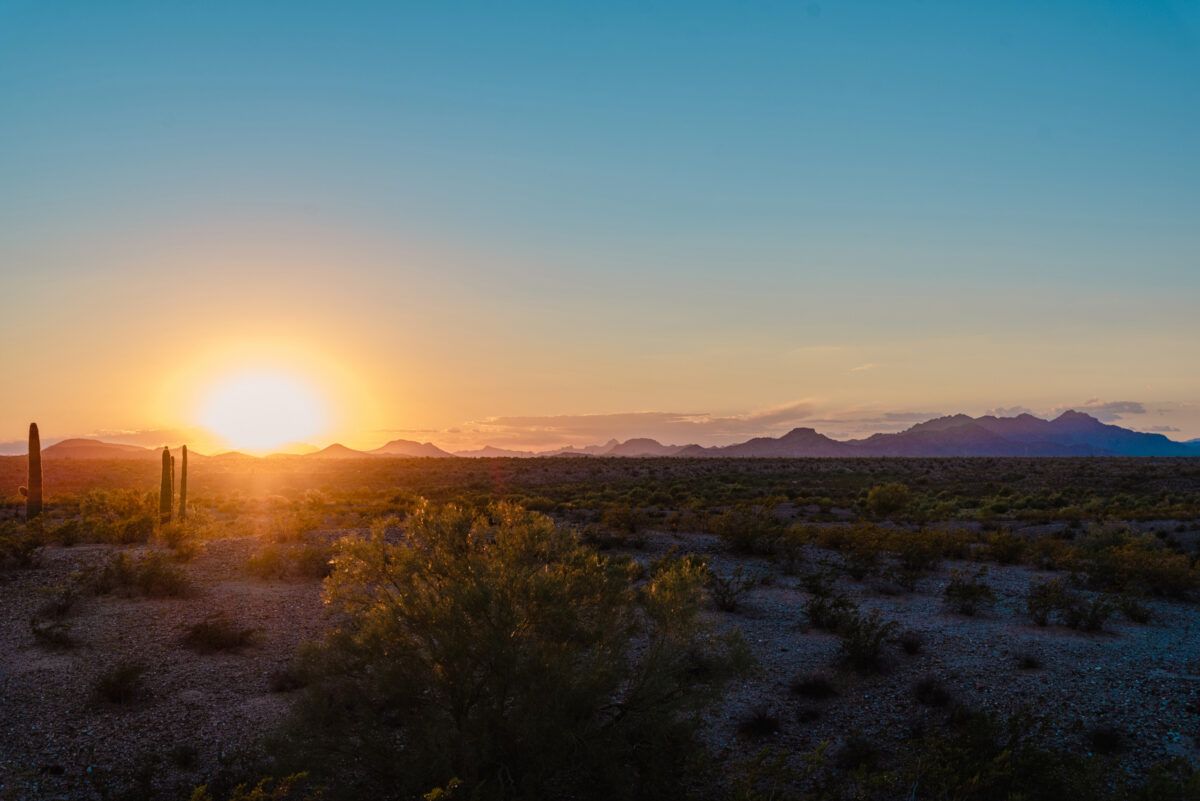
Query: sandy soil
1 528 1197 800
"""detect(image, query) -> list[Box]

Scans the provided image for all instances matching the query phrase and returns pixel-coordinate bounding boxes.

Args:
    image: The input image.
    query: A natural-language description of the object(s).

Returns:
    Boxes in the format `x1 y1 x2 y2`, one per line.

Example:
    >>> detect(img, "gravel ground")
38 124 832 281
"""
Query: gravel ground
1 529 1198 800
0 540 326 801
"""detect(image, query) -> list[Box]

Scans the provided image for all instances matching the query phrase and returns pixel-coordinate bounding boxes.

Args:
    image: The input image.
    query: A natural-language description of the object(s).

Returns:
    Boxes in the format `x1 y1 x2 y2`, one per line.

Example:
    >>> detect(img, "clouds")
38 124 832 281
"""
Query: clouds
1055 399 1146 422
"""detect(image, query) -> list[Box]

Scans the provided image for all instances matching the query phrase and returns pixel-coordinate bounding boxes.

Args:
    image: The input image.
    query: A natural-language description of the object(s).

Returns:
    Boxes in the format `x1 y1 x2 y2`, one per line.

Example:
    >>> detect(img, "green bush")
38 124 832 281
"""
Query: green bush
837 608 898 672
866 483 910 516
944 570 997 616
90 551 190 597
284 501 747 800
709 505 783 554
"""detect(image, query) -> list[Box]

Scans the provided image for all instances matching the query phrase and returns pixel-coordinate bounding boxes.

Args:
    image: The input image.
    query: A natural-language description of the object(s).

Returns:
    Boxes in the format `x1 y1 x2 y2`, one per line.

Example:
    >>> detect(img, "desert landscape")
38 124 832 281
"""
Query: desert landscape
3 442 1199 800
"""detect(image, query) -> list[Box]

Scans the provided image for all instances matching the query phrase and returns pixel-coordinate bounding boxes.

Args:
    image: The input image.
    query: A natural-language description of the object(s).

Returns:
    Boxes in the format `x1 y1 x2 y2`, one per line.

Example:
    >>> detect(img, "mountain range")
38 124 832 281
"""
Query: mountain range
7 411 1199 460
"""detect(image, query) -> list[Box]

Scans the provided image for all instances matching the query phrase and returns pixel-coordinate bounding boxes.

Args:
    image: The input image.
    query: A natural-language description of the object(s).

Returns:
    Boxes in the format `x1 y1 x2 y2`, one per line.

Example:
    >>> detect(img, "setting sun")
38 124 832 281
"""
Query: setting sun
198 371 327 453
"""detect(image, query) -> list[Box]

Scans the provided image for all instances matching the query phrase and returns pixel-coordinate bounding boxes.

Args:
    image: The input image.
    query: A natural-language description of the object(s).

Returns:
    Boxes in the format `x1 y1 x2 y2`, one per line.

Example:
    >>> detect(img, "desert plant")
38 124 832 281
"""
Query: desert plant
709 565 756 612
866 482 909 517
94 660 146 705
183 615 258 653
22 422 42 520
791 673 837 700
837 608 898 672
30 617 74 648
710 505 783 554
285 502 747 799
159 447 173 524
914 675 953 707
189 773 319 801
180 445 188 521
737 706 781 738
90 551 189 597
898 629 924 655
944 570 996 616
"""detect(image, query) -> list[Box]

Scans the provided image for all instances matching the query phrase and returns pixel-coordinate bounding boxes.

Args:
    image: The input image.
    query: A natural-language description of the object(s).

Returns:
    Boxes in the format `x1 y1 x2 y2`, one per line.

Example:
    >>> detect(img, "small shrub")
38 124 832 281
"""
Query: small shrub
986 531 1026 564
1088 724 1124 755
709 565 755 612
838 608 898 672
805 591 855 631
914 675 952 707
1118 595 1152 624
30 617 74 648
183 615 258 653
1017 652 1042 670
90 551 189 597
710 505 783 554
94 661 146 705
943 570 996 616
1026 578 1073 627
737 706 781 738
898 629 923 655
866 483 910 517
791 673 837 700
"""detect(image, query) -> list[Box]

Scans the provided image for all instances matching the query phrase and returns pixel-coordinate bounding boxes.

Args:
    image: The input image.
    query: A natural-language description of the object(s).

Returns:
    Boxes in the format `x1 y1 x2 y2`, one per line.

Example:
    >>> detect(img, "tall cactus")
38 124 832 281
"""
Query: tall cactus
23 422 42 520
179 445 188 521
159 447 172 524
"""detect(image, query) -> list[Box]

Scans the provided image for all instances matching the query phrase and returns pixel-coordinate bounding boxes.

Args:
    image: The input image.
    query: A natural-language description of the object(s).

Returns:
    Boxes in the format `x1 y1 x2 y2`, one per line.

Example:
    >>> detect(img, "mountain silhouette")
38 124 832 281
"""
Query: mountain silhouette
8 411 1196 461
369 439 454 458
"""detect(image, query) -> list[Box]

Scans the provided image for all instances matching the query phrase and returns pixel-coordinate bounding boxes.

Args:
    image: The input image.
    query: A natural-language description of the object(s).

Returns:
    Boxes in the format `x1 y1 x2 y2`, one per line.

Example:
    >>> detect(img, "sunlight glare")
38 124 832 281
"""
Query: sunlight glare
199 371 327 452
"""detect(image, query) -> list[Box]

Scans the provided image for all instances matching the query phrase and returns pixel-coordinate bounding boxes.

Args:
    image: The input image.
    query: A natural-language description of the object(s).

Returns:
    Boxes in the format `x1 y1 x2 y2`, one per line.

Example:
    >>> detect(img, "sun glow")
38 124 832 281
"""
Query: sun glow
198 371 328 453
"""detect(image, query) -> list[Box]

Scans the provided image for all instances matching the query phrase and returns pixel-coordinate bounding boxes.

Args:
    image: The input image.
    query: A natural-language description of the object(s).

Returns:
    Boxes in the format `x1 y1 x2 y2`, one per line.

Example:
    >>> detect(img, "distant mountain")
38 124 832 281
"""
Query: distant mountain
454 446 537 458
638 411 1198 458
6 411 1195 462
42 439 158 460
308 443 376 459
605 438 687 457
369 439 454 458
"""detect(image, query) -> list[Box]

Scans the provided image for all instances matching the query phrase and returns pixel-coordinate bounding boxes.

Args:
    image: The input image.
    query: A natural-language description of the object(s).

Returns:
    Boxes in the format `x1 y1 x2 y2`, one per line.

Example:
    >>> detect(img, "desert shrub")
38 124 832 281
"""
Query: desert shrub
189 774 319 801
896 711 1106 800
1083 536 1197 598
1017 652 1042 670
914 675 953 707
283 502 747 800
837 608 898 672
183 615 258 653
709 505 783 554
30 617 74 648
866 482 910 516
94 661 146 705
791 673 837 700
986 530 1027 564
1088 724 1124 755
600 503 649 536
774 526 808 575
90 551 189 597
1026 578 1112 631
1117 595 1153 624
0 521 40 569
709 565 756 612
248 543 333 581
737 706 781 738
804 587 856 632
944 570 997 616
896 629 922 656
1027 578 1074 627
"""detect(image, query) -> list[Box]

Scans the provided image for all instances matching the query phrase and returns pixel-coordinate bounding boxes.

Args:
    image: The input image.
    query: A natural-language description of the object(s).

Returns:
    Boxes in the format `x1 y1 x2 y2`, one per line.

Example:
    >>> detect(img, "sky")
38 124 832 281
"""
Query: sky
1 0 1198 453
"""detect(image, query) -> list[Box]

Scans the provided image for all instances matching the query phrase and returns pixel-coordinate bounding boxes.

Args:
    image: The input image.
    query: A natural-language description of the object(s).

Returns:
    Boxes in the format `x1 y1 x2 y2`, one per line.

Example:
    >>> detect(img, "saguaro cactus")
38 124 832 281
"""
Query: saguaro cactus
179 445 188 521
159 447 173 524
22 422 42 520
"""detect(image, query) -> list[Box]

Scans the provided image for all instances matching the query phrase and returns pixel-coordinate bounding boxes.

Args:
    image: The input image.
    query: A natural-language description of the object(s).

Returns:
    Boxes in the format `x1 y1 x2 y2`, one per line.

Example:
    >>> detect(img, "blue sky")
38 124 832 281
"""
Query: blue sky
1 0 1198 447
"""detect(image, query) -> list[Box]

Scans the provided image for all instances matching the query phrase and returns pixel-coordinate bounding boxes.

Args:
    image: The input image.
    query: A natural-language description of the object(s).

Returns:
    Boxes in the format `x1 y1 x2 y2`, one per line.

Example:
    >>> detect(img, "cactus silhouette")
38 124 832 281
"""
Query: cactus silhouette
159 447 172 523
179 445 188 521
25 422 42 520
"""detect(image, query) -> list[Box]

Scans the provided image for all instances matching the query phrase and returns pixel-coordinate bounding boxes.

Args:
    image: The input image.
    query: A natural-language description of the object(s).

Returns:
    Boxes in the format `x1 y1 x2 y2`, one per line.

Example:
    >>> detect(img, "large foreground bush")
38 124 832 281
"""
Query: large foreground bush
284 501 747 800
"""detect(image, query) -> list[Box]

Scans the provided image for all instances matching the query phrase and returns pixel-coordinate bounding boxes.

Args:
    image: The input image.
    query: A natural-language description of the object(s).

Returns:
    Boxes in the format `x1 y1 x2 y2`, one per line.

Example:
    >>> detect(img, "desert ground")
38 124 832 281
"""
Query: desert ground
2 457 1199 800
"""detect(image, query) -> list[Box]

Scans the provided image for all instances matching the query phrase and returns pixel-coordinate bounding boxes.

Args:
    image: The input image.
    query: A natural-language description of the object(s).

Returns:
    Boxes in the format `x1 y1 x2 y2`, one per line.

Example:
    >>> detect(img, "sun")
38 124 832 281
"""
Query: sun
199 371 328 453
